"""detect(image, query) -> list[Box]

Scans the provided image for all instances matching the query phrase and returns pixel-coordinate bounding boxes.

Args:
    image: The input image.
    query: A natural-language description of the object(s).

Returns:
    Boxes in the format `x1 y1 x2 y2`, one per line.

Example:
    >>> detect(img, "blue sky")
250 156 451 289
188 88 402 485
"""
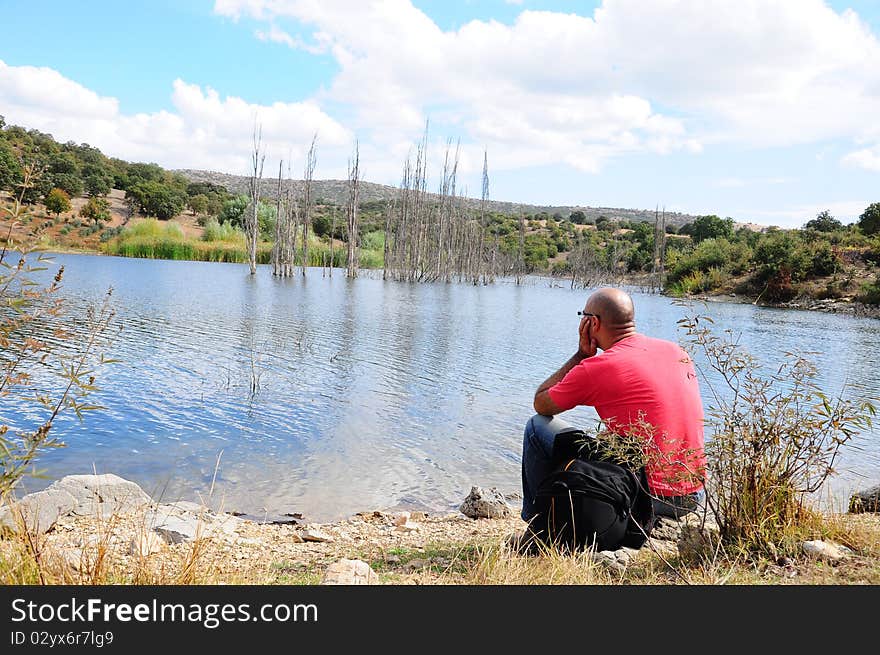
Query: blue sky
2 0 879 226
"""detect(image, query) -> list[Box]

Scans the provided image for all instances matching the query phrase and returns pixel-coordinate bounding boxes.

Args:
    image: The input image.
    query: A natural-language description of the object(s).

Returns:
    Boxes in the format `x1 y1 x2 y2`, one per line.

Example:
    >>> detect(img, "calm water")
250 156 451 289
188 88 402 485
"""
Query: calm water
5 253 880 520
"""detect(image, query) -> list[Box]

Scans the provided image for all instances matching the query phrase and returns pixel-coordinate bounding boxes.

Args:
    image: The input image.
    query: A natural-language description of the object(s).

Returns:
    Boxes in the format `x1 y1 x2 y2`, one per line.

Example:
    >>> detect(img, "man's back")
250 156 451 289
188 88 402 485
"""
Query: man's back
547 333 705 496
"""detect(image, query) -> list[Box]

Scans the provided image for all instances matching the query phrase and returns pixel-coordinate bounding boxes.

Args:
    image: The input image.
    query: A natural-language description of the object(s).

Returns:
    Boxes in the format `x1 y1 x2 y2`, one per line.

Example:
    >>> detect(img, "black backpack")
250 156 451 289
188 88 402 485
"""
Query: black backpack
529 428 655 553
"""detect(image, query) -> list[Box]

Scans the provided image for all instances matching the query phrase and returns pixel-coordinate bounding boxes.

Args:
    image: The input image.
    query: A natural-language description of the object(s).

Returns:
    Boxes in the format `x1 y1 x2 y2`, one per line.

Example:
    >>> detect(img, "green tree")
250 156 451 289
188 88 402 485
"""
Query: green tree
47 152 83 197
0 140 22 193
125 162 164 187
804 210 843 233
80 196 111 226
691 215 734 243
858 203 880 235
188 194 209 216
220 194 249 228
257 201 276 239
44 188 71 218
127 181 185 219
82 164 113 197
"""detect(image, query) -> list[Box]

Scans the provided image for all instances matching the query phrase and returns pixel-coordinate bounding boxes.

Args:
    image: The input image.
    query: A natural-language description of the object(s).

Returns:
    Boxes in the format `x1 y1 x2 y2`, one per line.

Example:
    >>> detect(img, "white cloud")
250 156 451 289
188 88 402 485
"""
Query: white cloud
254 24 327 54
0 59 351 177
212 0 880 183
842 146 880 172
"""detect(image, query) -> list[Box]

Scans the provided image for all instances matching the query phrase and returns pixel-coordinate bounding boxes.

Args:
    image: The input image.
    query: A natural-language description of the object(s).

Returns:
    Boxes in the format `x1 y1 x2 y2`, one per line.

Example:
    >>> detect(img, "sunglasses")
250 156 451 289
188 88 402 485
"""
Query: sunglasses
577 311 599 320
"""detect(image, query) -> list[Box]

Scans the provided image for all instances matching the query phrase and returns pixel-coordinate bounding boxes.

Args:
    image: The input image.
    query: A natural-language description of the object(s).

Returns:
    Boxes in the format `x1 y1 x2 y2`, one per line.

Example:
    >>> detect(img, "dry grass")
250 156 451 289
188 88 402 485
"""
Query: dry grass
2 500 879 586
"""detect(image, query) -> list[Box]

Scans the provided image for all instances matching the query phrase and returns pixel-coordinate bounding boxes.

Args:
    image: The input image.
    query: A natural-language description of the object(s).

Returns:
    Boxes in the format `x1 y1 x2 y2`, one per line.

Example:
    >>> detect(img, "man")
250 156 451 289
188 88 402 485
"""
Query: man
522 287 705 522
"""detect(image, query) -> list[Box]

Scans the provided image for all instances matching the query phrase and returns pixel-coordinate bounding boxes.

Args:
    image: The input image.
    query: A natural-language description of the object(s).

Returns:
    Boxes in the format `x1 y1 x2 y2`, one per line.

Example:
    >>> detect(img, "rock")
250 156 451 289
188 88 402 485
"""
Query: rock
0 487 78 534
394 521 419 533
646 538 679 558
459 486 512 519
149 514 201 544
302 527 333 543
146 502 244 544
0 474 151 534
677 513 721 560
849 485 880 513
591 551 626 574
802 540 851 562
129 532 165 557
392 512 411 526
320 559 378 585
57 474 152 517
649 516 684 542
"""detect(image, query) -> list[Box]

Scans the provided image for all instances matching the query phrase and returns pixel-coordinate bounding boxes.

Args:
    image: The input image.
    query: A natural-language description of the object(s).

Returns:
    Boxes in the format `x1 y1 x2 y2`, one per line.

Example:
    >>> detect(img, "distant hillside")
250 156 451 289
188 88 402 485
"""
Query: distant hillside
176 169 702 227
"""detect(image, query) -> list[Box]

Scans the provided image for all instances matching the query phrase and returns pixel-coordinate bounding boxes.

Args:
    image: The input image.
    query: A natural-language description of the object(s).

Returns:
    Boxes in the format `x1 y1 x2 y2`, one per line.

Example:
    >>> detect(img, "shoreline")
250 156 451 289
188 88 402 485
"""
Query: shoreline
30 246 880 319
2 473 879 585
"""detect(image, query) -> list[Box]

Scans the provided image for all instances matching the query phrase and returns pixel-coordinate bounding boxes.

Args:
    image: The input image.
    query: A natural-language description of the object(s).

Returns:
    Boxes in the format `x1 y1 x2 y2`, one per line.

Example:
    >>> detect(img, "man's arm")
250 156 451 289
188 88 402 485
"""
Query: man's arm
533 352 587 416
534 314 598 416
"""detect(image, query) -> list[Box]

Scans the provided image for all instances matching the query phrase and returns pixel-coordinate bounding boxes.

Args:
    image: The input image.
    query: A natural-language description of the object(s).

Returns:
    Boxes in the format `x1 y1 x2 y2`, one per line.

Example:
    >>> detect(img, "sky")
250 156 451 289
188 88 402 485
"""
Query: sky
1 0 879 227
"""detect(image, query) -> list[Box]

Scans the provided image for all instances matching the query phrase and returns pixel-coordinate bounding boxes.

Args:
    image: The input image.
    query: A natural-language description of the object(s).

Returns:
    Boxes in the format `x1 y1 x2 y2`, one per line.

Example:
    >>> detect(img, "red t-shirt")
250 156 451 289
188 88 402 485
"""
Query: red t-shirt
548 333 705 496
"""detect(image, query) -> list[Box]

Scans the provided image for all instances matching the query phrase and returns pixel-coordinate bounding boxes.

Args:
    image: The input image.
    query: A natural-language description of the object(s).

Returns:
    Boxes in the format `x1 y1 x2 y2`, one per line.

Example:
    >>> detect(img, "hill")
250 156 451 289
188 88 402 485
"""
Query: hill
176 169 702 227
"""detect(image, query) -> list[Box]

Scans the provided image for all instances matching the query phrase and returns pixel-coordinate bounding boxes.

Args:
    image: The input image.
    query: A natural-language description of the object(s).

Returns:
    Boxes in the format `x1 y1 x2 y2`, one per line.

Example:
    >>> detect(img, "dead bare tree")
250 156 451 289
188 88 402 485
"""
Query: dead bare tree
271 159 297 277
516 211 526 285
246 123 265 275
346 141 360 278
300 135 317 276
477 150 489 285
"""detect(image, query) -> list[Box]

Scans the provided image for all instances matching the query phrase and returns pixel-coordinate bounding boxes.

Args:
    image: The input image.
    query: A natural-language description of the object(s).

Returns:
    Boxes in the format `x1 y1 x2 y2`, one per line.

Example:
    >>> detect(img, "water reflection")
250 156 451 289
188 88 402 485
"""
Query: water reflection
8 254 879 520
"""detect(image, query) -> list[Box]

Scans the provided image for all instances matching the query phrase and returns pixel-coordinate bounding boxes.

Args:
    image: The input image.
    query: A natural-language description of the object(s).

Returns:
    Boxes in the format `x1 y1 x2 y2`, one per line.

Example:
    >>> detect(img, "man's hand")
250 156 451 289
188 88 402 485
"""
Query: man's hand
578 315 599 358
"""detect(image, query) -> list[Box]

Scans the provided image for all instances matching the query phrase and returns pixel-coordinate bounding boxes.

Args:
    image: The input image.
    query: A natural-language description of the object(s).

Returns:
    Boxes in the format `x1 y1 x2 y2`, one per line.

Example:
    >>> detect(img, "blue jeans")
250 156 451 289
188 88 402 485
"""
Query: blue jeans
521 414 704 522
521 414 575 522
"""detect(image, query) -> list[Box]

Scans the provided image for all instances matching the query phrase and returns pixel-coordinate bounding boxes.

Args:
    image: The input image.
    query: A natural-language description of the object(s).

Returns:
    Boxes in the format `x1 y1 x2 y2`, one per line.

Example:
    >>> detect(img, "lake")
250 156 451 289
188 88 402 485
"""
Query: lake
5 253 879 521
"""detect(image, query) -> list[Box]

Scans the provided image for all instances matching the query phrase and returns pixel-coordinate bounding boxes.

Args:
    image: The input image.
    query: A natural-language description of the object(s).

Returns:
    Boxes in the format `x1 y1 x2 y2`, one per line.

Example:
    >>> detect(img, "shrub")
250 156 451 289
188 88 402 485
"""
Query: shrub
44 188 71 217
680 312 876 556
202 218 243 243
808 240 839 276
752 231 810 283
667 238 750 287
858 279 880 305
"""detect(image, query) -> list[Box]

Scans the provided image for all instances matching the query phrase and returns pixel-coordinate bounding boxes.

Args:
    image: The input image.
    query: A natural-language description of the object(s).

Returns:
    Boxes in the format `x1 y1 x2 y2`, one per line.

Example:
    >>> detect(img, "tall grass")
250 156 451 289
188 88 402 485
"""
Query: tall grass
202 218 244 244
104 218 382 268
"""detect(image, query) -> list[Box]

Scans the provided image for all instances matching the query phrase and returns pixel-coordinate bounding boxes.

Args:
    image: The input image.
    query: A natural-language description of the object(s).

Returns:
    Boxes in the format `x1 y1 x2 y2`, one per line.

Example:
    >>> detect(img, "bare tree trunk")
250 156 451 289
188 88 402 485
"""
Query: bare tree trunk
478 151 489 285
272 161 284 276
246 124 265 276
346 141 360 279
300 135 317 276
517 212 525 284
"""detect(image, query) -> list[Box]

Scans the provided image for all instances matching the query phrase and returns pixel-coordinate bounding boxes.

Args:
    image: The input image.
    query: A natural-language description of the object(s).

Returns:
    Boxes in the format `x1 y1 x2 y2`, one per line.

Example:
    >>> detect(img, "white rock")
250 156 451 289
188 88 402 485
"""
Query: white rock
145 503 244 544
302 528 333 543
459 486 512 519
0 474 152 534
129 532 165 557
0 488 78 534
802 540 851 561
392 512 411 526
394 521 420 533
320 559 378 585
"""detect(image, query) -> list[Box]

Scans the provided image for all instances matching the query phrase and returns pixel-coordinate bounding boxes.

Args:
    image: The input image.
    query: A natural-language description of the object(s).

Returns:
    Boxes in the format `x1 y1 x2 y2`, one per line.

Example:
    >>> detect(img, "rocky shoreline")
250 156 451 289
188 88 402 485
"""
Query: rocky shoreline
698 292 880 319
2 474 878 585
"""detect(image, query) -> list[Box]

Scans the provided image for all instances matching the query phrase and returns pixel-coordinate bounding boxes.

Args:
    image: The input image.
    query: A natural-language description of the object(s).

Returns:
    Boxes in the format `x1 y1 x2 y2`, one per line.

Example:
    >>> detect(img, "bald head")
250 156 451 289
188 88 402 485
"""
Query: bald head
586 288 635 330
